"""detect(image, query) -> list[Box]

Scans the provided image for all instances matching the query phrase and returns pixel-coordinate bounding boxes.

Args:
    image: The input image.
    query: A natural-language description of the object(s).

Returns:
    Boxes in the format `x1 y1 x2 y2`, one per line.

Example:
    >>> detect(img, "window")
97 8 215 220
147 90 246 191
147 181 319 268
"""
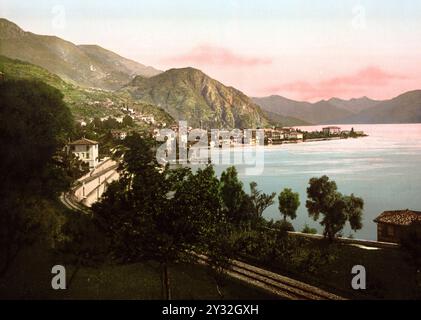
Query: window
86 145 90 151
85 153 90 159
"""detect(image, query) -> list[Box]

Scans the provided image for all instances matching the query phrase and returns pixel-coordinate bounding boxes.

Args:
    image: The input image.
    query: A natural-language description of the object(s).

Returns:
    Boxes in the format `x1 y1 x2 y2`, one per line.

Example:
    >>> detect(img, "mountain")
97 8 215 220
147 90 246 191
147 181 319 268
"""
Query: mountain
253 93 421 125
337 90 421 124
252 95 353 124
328 96 380 114
0 55 173 123
0 18 161 90
263 111 311 127
123 67 268 128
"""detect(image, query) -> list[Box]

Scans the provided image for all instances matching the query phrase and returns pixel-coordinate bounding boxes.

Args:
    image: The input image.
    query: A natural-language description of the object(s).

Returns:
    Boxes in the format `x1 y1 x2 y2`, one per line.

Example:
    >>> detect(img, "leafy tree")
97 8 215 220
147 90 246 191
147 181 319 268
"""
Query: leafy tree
92 134 226 299
102 116 120 130
55 213 109 288
306 176 364 242
122 115 134 127
59 150 90 180
205 223 237 299
0 79 73 276
248 181 276 219
301 224 317 234
273 220 295 234
220 166 251 225
90 117 103 130
278 188 300 221
343 194 364 231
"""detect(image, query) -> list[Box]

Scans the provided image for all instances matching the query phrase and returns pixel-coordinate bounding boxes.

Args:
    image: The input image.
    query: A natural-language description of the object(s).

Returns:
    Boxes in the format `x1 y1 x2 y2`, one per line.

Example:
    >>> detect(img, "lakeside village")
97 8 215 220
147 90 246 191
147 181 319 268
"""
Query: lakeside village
73 105 367 165
147 125 368 164
75 103 367 148
150 124 367 149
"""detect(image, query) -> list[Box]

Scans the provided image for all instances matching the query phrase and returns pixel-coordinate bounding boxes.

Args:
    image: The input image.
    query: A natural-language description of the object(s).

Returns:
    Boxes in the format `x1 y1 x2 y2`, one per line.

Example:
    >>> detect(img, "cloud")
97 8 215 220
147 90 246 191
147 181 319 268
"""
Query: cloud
163 45 272 67
265 67 407 101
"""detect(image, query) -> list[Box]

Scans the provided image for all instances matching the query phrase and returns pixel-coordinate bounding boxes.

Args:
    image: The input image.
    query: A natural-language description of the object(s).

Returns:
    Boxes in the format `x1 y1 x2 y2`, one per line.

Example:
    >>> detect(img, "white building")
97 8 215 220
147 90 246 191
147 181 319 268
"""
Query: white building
285 131 303 140
322 126 341 135
67 138 99 169
77 120 87 127
139 115 155 124
111 130 127 140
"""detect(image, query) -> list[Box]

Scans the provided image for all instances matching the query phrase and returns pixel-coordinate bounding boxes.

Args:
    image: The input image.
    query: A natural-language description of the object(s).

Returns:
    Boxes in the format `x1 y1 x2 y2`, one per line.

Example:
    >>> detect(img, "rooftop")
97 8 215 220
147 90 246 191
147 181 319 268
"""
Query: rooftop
374 209 421 226
68 137 98 146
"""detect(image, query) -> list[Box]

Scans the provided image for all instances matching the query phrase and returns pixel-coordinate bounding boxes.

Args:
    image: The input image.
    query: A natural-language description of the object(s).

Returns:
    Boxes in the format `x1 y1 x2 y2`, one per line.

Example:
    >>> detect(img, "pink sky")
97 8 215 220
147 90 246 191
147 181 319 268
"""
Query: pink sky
158 44 420 101
3 1 421 101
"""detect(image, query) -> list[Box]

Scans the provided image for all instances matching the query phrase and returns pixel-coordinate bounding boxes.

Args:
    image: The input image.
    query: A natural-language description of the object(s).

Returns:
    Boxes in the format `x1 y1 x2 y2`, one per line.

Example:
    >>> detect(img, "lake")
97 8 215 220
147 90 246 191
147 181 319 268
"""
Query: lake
203 124 421 240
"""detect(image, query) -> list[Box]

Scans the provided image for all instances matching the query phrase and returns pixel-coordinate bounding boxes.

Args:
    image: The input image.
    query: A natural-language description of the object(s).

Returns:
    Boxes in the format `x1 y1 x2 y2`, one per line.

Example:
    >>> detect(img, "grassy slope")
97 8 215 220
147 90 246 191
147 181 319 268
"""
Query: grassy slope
0 199 275 300
241 237 417 300
0 18 160 90
3 233 414 299
0 243 276 300
0 55 173 123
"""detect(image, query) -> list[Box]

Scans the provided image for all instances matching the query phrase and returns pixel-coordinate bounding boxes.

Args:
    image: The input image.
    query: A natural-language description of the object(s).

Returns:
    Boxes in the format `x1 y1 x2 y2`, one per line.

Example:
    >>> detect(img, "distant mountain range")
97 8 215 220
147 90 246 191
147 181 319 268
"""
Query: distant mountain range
327 96 380 114
337 90 421 124
254 92 421 125
0 18 161 90
253 96 352 124
1 17 421 127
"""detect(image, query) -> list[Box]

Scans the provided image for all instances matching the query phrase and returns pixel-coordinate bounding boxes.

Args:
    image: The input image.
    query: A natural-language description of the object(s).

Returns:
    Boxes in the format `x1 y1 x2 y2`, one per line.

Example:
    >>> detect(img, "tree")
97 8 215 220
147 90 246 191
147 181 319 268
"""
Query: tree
92 134 226 299
55 213 109 288
205 223 237 298
248 181 276 219
220 166 251 225
301 224 317 234
59 150 90 180
0 79 73 276
102 116 121 130
122 114 134 127
306 176 364 242
278 188 300 221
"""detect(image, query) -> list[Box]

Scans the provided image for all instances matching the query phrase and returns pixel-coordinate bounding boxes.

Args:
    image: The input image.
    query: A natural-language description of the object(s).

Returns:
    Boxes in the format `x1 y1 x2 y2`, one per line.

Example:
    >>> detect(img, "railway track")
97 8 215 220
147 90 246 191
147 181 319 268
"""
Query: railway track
60 191 90 213
60 162 119 212
196 254 344 300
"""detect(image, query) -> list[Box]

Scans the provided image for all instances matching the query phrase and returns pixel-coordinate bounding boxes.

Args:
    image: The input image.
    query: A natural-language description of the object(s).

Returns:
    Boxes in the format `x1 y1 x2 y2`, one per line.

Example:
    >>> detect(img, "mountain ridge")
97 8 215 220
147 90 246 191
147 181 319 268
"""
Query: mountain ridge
335 90 421 124
252 95 353 124
123 67 270 128
0 18 161 90
0 55 173 123
254 91 421 125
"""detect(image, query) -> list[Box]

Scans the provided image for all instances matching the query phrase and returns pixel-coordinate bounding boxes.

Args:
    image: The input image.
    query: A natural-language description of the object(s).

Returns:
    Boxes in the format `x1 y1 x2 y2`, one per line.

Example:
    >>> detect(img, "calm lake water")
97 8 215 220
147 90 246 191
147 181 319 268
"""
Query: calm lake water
202 124 421 240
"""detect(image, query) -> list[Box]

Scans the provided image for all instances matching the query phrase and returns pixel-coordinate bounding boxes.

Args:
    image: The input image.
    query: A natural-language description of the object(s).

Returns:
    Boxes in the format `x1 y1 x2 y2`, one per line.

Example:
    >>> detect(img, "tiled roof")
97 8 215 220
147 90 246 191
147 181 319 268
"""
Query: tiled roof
374 209 421 226
68 137 98 145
